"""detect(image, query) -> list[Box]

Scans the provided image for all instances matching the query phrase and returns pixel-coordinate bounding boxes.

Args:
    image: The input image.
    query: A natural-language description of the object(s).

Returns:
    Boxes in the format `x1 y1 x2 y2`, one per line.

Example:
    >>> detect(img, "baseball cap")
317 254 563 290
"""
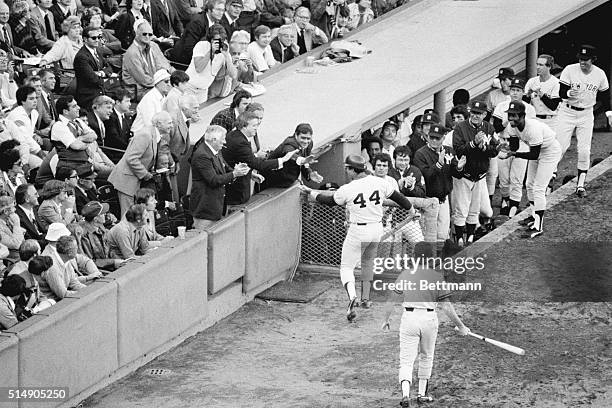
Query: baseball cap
153 69 171 85
577 44 596 60
319 182 340 191
509 77 526 89
422 112 439 124
506 101 526 115
230 0 244 6
344 154 367 170
45 222 71 242
76 164 97 179
412 115 423 126
468 100 487 114
428 124 447 139
496 67 514 79
81 201 110 220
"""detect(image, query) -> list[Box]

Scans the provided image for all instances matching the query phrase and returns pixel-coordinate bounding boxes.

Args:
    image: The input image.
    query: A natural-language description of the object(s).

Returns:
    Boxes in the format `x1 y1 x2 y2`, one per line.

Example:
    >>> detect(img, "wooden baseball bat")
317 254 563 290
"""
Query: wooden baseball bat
456 328 525 355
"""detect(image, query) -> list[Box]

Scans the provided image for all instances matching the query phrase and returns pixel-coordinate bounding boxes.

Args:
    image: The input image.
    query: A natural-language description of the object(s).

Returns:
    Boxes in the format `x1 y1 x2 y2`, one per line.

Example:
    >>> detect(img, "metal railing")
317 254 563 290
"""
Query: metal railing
299 197 439 267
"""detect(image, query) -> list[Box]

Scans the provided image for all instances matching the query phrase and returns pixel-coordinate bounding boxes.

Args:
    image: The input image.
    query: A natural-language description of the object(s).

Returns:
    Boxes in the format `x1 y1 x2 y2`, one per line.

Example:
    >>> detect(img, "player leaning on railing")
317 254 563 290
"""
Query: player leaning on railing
300 154 417 322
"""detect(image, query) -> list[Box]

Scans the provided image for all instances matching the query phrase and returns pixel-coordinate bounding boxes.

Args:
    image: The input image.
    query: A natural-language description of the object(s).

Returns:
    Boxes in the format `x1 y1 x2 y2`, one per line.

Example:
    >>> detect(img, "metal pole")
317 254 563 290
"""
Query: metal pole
434 89 446 125
526 39 539 79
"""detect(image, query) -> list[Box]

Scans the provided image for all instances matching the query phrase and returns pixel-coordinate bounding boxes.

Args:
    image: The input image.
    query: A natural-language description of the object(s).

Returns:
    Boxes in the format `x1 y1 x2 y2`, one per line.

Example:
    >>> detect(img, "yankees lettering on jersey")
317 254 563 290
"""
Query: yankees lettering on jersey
560 63 609 108
507 118 557 150
333 175 395 224
525 76 560 115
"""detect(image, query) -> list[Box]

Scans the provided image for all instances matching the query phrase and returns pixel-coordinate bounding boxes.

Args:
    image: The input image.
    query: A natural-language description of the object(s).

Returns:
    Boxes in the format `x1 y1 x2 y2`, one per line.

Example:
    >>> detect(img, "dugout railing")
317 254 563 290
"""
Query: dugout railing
299 195 439 271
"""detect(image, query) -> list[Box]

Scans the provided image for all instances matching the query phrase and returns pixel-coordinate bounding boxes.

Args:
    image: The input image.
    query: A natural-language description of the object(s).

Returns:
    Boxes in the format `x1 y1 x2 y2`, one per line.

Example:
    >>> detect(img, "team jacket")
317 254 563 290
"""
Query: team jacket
391 165 426 198
452 120 497 181
413 144 461 200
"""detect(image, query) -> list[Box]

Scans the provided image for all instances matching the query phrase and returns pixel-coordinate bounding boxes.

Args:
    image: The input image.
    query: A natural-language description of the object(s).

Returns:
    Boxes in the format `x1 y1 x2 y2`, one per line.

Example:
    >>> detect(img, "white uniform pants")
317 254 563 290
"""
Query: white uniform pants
497 156 528 202
436 198 450 241
340 223 384 284
526 141 562 211
536 116 557 130
485 157 498 196
555 105 594 171
399 310 439 383
478 178 493 219
452 178 481 226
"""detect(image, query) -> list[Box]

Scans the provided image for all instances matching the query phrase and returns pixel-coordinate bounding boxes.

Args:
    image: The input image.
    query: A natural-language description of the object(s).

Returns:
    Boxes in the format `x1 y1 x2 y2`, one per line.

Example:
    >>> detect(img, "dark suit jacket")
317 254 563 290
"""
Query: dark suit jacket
36 92 56 132
103 109 131 163
86 111 105 145
15 205 44 242
270 37 298 64
74 46 111 110
168 12 209 64
222 129 281 205
49 3 72 36
75 186 99 214
219 14 237 39
189 141 234 221
150 0 184 39
262 135 311 189
115 10 151 50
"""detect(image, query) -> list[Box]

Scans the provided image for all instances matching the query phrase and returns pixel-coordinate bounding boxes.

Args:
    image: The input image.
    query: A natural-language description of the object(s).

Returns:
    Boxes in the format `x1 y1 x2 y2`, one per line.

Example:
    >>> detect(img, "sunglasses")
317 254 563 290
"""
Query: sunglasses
89 35 103 40
142 32 155 37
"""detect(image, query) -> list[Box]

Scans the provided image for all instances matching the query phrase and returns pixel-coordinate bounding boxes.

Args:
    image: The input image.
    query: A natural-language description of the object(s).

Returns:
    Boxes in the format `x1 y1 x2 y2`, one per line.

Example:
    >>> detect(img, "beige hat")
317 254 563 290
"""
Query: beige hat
45 223 71 242
153 69 171 85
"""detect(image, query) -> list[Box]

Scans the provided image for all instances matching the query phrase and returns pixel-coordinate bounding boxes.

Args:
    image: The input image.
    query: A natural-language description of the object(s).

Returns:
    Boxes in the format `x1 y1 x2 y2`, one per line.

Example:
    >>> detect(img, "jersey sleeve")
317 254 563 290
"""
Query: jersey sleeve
600 71 609 92
333 186 349 205
382 177 395 198
492 103 504 120
524 78 535 94
559 66 571 87
527 123 544 146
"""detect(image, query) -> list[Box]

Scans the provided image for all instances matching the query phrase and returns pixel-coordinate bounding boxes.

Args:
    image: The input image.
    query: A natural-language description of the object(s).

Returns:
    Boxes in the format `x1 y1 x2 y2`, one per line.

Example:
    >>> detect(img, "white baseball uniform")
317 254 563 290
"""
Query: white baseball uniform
525 75 560 128
557 63 609 171
484 91 511 196
493 100 536 203
333 175 395 285
397 268 451 385
507 119 561 211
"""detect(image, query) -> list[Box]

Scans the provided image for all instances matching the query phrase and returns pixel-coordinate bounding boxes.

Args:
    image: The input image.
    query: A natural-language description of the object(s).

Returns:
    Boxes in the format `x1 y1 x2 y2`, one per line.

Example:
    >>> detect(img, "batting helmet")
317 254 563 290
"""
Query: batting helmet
344 154 367 170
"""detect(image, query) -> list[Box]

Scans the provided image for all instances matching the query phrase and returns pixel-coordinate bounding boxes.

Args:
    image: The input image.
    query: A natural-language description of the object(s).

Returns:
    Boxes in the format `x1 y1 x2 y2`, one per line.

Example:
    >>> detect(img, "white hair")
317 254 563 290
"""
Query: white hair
204 125 227 143
230 30 250 43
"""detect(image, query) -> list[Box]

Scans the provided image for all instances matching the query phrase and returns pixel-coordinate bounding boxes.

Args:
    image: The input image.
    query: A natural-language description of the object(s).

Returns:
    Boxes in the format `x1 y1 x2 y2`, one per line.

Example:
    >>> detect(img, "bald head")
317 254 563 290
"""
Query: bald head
151 110 174 134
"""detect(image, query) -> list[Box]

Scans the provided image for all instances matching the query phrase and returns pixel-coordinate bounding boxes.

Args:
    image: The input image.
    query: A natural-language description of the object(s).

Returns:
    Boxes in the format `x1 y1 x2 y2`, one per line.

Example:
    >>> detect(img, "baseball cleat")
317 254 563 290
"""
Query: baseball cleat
519 216 534 226
466 235 474 245
456 238 464 248
346 297 358 322
576 187 587 198
416 394 434 404
399 396 411 407
360 299 373 309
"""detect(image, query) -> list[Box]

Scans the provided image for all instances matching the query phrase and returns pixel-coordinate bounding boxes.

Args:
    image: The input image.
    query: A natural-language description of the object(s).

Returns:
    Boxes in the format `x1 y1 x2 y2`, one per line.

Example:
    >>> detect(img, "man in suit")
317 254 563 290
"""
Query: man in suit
0 2 31 57
150 0 183 48
270 24 299 64
14 183 45 243
85 95 116 179
108 110 174 217
35 69 58 142
169 94 200 198
74 26 114 111
219 0 243 39
222 112 299 205
293 7 328 55
104 88 133 164
30 0 57 53
49 0 73 36
190 125 250 229
168 0 225 64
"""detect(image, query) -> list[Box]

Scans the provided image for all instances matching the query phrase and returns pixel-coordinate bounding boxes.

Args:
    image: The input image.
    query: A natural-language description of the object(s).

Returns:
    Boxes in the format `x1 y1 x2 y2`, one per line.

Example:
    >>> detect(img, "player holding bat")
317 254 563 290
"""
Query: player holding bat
382 268 470 407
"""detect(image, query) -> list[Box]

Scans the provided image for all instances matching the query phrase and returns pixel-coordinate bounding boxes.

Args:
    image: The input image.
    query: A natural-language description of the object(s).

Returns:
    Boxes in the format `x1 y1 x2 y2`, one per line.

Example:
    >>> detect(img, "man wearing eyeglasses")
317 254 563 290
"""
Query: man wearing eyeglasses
74 26 114 111
292 7 327 55
122 19 174 101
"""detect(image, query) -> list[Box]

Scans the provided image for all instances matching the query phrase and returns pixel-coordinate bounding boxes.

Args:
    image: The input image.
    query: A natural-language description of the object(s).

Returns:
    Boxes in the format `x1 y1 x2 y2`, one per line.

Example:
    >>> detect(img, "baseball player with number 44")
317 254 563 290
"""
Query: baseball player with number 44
301 154 417 322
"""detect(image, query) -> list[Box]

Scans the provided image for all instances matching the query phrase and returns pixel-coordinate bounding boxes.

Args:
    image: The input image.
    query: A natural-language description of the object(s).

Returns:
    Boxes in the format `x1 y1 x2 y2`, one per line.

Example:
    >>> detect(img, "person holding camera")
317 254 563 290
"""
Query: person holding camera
185 23 236 104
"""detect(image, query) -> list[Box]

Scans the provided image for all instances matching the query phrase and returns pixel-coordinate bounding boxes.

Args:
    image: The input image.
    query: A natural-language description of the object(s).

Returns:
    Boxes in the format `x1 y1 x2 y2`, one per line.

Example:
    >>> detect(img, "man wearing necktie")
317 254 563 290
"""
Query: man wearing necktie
104 89 133 164
49 0 73 35
74 26 113 111
190 125 251 229
293 7 328 55
270 25 299 64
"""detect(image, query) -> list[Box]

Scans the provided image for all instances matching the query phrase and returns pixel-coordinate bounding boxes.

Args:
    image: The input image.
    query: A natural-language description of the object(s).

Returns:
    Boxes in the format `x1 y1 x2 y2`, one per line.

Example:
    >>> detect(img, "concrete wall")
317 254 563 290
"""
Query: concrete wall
0 187 302 408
